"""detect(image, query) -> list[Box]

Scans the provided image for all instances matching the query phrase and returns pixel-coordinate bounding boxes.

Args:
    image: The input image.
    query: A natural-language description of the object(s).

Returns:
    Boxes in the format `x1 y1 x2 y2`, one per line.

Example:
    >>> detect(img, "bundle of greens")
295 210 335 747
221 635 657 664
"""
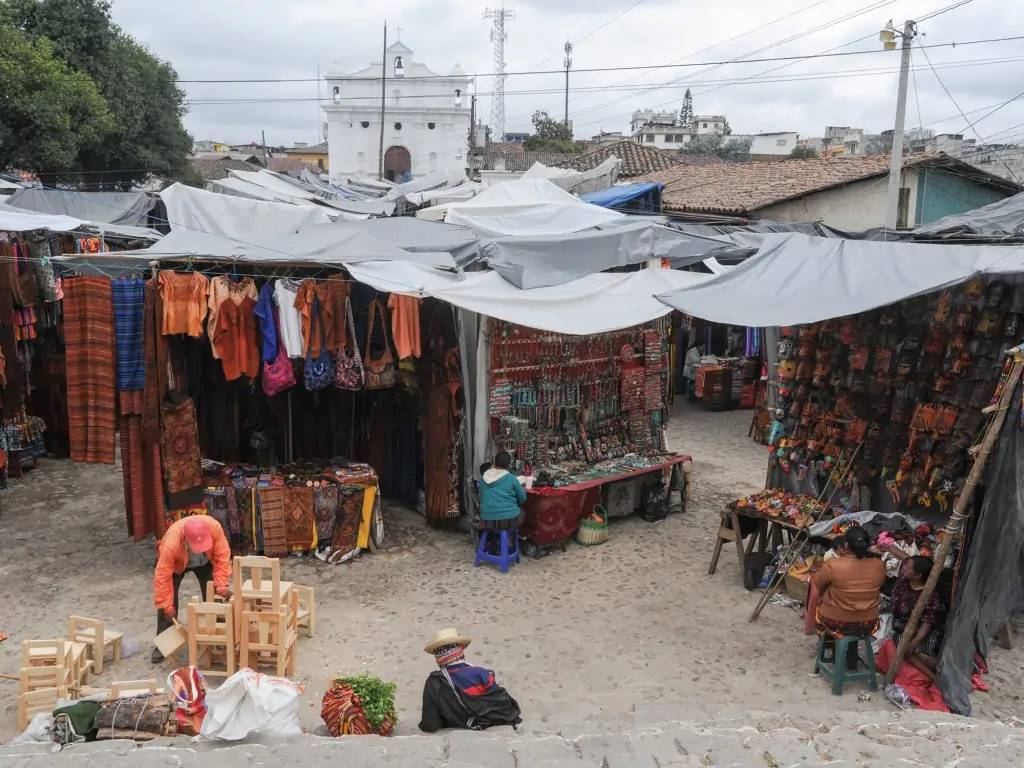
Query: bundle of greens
332 674 397 731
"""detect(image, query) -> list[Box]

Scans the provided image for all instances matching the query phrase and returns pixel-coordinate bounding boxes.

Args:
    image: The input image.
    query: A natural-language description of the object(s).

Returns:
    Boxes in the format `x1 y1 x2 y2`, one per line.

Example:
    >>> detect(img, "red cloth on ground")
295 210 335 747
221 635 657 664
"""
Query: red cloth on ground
875 639 949 712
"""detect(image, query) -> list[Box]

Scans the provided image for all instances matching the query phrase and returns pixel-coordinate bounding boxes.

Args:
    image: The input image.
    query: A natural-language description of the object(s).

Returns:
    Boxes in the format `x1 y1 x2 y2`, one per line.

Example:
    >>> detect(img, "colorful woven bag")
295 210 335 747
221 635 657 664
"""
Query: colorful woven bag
262 308 296 397
364 299 396 390
303 297 334 391
334 297 364 390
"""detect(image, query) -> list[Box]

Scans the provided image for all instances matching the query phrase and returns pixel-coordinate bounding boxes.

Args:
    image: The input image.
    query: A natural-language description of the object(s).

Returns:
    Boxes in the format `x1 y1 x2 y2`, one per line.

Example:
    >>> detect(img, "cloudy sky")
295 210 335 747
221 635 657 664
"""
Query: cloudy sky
111 0 1024 150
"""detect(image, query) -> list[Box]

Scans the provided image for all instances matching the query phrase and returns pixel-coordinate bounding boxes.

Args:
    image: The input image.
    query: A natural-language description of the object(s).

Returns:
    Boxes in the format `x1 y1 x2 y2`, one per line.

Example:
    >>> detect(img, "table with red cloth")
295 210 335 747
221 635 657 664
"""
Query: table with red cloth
521 454 691 547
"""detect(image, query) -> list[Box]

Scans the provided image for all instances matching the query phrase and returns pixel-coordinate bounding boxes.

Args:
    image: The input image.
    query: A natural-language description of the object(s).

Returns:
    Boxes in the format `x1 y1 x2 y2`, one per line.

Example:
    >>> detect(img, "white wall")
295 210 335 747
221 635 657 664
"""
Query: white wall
750 133 798 156
757 169 921 230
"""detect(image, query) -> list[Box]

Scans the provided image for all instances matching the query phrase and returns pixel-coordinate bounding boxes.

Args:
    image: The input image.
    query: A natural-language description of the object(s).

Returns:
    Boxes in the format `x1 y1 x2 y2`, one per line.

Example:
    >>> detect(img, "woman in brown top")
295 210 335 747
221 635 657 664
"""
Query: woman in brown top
812 527 886 637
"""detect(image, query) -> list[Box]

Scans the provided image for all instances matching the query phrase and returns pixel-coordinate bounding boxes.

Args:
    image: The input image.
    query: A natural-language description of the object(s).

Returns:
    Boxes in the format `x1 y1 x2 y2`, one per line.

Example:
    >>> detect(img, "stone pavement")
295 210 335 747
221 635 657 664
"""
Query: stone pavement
4 705 1024 767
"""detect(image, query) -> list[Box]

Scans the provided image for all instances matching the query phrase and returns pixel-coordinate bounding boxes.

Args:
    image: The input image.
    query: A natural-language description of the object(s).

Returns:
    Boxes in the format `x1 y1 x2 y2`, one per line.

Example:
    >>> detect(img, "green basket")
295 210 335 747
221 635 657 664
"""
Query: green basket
576 505 609 546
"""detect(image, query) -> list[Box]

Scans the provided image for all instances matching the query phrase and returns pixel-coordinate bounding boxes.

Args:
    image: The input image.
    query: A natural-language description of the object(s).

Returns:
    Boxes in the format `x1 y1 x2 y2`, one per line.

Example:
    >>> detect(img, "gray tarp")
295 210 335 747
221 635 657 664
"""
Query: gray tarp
482 221 731 289
657 232 1024 326
6 188 155 226
938 381 1024 716
913 191 1024 239
357 218 481 268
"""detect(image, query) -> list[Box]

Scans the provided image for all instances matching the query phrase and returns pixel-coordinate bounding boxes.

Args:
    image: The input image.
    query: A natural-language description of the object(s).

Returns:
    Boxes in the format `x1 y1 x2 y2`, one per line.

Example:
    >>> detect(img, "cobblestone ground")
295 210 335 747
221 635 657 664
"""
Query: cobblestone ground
2 401 1023 764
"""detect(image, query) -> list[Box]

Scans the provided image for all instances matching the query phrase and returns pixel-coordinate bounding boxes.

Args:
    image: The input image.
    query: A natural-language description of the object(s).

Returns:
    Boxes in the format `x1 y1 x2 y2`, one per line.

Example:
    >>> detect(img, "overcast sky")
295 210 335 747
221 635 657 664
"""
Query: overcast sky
110 0 1024 149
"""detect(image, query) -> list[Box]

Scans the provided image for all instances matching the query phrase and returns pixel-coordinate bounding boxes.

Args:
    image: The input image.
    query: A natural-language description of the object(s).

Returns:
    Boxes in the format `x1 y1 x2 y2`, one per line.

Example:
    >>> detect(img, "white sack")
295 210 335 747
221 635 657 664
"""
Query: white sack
199 668 302 741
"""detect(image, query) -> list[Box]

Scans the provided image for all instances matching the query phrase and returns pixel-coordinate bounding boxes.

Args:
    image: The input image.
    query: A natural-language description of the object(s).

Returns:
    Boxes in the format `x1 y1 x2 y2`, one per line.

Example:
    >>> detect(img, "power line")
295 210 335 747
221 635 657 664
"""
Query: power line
527 0 648 71
182 54 1024 106
918 0 974 23
174 34 1024 84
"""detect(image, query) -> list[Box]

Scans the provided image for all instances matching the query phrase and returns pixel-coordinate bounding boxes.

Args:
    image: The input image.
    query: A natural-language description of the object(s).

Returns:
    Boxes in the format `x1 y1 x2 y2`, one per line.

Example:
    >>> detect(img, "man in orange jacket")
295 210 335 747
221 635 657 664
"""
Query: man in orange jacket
151 516 233 663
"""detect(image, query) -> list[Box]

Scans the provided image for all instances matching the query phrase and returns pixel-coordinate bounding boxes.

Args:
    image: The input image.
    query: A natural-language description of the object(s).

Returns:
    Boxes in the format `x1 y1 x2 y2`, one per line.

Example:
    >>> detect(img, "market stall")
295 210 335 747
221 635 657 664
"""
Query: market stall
485 316 689 547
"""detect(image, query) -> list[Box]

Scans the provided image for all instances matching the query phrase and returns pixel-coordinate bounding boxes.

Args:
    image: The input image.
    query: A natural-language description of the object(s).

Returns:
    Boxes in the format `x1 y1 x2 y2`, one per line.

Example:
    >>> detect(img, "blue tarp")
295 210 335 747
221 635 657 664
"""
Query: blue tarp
582 182 663 211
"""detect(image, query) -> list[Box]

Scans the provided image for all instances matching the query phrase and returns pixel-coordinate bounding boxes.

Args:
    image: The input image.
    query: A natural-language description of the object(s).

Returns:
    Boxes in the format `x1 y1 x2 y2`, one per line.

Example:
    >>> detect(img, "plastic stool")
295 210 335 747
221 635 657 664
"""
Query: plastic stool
474 528 520 573
814 632 877 695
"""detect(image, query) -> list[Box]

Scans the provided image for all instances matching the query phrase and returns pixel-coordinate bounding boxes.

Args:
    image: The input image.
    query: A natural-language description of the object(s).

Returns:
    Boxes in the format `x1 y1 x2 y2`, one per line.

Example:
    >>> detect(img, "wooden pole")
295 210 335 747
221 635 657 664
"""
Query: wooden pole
885 347 1024 685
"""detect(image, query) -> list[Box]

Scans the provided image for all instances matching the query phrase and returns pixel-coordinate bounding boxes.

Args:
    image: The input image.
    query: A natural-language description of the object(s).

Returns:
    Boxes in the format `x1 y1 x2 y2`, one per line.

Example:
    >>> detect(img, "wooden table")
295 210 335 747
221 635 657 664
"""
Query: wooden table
708 506 832 579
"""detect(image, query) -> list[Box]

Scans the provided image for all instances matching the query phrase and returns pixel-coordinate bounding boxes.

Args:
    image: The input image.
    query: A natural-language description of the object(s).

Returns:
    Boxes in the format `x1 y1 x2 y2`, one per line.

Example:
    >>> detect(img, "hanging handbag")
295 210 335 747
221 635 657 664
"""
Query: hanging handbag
262 308 296 397
364 298 396 390
303 297 335 391
334 297 364 390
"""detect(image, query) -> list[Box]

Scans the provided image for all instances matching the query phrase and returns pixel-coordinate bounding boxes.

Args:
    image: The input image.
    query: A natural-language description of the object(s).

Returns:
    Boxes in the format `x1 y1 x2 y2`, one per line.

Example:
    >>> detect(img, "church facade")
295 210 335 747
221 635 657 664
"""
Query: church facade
322 40 473 181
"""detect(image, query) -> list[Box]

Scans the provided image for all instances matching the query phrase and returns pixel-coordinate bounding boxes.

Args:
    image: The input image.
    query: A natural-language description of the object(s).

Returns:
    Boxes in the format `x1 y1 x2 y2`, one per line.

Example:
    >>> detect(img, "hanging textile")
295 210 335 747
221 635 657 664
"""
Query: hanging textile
0 241 23 415
234 480 259 555
273 279 305 358
331 487 363 559
207 276 257 359
157 271 209 337
424 348 462 520
112 277 146 390
160 393 204 508
293 279 351 358
142 279 169 443
120 390 166 541
252 282 278 363
388 294 422 360
64 276 116 464
212 295 260 381
283 484 316 551
258 486 288 557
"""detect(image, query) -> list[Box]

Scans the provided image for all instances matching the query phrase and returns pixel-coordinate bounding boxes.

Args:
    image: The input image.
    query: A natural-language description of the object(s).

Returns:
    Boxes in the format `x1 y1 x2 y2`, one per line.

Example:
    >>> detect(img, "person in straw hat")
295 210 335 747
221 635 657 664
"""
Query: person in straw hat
418 627 521 732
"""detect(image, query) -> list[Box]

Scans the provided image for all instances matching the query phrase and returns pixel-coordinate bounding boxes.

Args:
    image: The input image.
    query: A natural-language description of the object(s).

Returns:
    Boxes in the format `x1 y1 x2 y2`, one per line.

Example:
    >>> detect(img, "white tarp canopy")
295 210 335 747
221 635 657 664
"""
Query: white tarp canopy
347 262 709 335
404 181 485 208
657 232 1024 326
0 203 81 232
444 178 624 236
519 157 620 195
161 183 334 239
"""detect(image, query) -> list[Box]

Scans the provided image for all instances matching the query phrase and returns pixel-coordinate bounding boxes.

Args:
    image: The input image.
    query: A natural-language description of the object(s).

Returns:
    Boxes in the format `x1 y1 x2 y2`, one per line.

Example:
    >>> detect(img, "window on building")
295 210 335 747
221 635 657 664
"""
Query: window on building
356 151 366 174
776 139 787 147
317 158 324 170
393 89 402 106
427 122 436 130
702 122 708 129
429 152 438 172
394 122 402 130
361 121 370 128
645 134 655 143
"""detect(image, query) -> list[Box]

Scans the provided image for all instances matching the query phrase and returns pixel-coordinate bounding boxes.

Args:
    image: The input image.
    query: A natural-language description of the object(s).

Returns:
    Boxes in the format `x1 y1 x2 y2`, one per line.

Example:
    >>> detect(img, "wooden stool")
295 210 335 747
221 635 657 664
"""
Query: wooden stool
22 639 90 694
17 687 62 732
709 508 754 575
292 585 316 637
232 556 293 630
239 608 296 677
813 632 877 696
187 601 236 680
68 615 124 675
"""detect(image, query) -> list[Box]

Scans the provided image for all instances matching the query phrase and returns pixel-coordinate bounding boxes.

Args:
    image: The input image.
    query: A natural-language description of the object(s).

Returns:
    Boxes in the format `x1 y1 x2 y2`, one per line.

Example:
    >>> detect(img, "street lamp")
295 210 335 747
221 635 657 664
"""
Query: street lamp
879 20 897 50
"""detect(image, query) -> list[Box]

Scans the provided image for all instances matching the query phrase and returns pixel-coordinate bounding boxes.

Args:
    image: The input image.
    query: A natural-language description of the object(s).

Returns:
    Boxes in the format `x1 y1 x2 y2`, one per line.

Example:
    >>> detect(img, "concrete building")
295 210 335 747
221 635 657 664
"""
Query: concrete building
283 141 329 172
747 132 799 157
634 153 1019 230
629 109 729 148
322 40 472 181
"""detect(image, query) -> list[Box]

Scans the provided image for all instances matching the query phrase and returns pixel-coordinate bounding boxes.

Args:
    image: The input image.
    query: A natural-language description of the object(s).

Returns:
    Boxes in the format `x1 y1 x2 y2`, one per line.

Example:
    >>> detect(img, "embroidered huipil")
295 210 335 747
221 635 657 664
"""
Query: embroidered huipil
213 295 261 381
158 271 209 337
207 276 257 359
273 279 305 358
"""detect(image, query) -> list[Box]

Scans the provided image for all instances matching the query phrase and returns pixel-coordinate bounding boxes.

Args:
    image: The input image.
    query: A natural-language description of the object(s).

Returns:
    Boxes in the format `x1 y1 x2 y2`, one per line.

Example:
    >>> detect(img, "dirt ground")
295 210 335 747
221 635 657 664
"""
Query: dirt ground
2 400 1022 742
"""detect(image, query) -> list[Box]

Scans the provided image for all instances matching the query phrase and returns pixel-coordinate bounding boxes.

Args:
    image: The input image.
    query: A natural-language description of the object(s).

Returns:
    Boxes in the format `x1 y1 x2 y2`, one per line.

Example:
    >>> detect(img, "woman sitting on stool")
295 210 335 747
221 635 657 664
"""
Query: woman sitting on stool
479 451 526 532
812 527 886 656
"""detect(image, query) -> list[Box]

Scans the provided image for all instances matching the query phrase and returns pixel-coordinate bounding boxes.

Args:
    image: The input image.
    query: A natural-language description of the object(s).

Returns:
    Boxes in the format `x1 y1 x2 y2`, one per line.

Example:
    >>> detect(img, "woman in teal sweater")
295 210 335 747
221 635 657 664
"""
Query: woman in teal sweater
479 451 527 530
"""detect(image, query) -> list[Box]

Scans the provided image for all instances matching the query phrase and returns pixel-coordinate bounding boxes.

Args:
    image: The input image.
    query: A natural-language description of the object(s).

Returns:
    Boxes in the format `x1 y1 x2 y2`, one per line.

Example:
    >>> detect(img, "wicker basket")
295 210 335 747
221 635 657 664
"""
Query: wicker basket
576 505 609 546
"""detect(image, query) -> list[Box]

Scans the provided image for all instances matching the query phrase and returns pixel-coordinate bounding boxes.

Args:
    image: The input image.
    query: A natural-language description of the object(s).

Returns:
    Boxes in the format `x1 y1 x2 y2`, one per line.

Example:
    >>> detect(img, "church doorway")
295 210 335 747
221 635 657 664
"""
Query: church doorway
383 145 412 182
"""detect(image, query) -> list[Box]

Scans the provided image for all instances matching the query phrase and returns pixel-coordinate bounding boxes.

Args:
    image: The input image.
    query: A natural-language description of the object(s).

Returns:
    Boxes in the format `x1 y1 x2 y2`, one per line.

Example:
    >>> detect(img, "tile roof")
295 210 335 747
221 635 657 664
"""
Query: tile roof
633 152 1020 215
559 141 684 178
190 157 263 181
484 143 582 173
284 142 328 155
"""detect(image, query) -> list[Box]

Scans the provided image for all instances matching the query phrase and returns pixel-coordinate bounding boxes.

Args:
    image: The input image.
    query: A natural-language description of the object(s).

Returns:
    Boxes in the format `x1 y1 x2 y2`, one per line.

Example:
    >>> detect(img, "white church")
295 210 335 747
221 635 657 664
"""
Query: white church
322 39 473 182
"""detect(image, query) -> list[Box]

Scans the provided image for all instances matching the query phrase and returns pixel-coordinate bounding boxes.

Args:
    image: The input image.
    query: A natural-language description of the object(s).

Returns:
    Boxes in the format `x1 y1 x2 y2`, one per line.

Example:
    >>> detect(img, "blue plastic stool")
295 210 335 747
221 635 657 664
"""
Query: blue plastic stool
814 631 877 695
474 528 520 573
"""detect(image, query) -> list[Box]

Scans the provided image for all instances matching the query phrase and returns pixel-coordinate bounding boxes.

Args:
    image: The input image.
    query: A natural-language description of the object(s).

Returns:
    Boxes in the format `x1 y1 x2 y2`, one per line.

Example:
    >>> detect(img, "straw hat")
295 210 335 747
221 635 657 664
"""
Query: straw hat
424 627 472 654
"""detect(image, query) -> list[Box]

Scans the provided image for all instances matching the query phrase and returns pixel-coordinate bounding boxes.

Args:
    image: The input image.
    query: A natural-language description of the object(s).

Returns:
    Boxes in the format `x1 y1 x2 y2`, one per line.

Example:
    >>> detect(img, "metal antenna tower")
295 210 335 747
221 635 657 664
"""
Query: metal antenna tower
483 6 515 140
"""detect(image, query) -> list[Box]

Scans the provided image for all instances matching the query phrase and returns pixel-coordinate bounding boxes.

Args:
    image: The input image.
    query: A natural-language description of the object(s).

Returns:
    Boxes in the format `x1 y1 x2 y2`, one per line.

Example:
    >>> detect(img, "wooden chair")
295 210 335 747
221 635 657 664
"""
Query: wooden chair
187 601 235 680
239 607 296 677
231 556 293 629
292 584 316 637
17 687 62 732
22 639 90 694
110 679 160 699
19 664 69 696
68 615 123 675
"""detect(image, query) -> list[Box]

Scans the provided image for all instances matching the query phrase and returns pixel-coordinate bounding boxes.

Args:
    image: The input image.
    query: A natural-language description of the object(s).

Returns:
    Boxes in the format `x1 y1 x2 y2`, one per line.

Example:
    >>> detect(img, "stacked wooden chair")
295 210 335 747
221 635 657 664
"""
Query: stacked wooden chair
17 639 91 730
68 616 124 675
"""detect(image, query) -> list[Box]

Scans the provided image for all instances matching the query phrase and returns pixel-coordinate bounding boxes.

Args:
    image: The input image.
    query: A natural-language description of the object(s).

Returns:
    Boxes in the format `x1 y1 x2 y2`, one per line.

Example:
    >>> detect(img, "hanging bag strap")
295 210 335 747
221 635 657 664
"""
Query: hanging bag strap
345 297 362 364
306 294 323 363
364 299 385 362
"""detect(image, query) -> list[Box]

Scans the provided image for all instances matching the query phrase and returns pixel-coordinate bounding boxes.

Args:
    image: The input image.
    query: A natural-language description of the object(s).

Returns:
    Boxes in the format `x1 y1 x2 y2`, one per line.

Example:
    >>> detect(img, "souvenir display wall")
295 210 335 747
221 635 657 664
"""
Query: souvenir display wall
769 277 1024 515
487 318 670 476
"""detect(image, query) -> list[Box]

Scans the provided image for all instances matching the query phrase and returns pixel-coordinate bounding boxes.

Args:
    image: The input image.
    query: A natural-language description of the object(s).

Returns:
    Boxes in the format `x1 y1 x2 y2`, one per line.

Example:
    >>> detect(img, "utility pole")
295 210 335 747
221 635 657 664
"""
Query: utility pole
378 21 388 181
261 130 268 165
469 94 477 173
563 41 573 128
882 20 915 231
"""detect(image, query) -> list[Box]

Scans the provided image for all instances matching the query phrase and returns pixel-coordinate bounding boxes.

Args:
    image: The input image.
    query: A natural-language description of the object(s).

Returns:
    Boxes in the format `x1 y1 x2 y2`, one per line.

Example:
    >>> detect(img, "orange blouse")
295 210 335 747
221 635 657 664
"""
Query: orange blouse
207 276 257 359
158 271 209 338
212 295 260 381
293 279 350 357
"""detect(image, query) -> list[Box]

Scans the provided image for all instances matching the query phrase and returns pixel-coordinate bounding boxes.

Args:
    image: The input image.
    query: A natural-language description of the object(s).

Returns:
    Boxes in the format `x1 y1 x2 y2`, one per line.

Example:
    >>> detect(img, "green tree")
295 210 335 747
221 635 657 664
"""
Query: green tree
0 26 112 172
789 145 819 159
680 134 751 161
2 0 194 187
523 110 581 153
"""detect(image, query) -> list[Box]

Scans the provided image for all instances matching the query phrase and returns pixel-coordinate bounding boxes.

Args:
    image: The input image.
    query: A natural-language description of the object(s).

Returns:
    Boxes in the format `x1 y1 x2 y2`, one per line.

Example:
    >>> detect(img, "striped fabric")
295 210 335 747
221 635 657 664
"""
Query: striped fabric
112 278 146 390
64 277 116 464
258 487 288 557
120 389 166 541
